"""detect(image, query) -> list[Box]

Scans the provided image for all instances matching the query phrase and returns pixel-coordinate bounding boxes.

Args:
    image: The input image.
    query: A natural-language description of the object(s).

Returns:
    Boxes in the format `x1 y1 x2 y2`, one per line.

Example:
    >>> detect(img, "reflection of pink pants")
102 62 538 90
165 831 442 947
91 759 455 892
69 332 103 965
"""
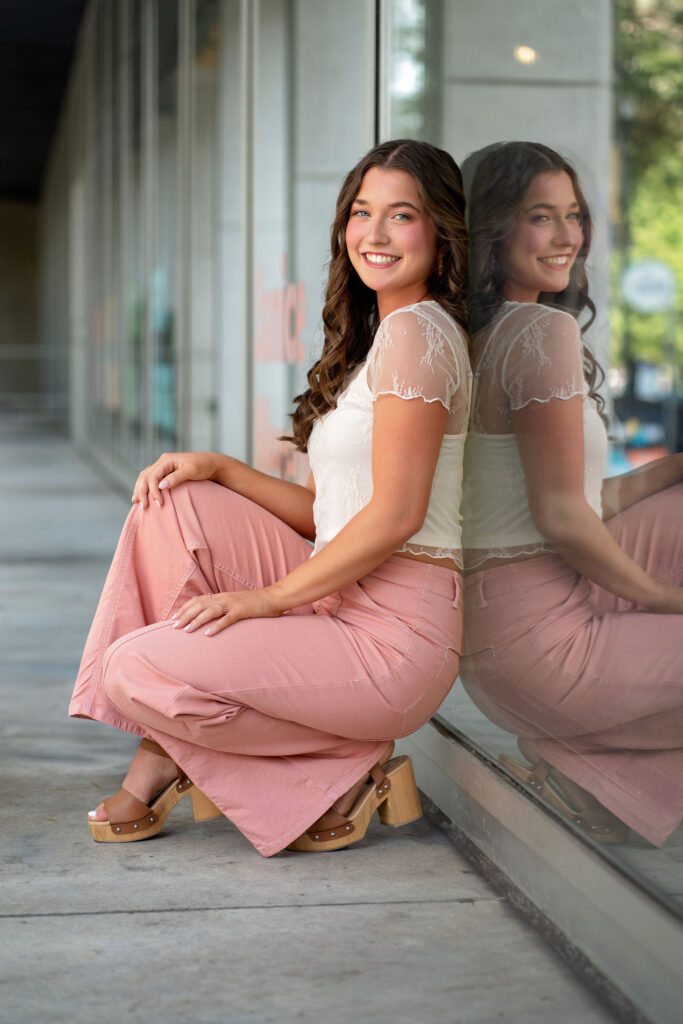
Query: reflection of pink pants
70 481 461 856
461 482 683 846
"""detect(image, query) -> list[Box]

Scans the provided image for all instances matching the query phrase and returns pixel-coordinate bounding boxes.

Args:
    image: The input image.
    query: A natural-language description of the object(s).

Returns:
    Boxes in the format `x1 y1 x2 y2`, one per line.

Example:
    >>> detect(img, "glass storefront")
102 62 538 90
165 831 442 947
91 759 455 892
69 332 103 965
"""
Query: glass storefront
44 0 682 924
383 0 682 918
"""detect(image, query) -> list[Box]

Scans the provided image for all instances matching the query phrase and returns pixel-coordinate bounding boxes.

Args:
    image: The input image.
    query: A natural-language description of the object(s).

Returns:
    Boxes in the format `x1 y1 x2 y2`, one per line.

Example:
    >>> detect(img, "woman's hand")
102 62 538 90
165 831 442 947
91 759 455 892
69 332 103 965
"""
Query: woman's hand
132 451 221 508
172 589 282 635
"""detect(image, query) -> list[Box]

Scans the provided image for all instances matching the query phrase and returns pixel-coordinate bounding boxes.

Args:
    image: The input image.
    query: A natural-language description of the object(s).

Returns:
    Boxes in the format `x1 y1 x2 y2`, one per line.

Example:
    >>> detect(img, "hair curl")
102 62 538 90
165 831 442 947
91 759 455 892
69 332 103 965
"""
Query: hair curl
463 141 606 424
286 139 469 452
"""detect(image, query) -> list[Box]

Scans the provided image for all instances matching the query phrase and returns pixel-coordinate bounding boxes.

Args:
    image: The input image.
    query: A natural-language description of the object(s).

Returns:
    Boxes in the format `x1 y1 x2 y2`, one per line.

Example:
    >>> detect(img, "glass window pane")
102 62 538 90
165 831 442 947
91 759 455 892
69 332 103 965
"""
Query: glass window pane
382 0 683 917
151 0 180 452
189 0 223 451
252 0 374 481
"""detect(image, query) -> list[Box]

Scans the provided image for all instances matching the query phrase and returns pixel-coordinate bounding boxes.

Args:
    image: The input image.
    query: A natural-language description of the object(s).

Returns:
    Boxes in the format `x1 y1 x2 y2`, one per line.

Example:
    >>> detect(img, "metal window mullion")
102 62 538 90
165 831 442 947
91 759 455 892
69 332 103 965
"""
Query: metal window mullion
375 0 389 144
103 0 114 456
143 0 156 462
79 4 97 450
178 0 193 449
118 0 131 469
242 0 255 466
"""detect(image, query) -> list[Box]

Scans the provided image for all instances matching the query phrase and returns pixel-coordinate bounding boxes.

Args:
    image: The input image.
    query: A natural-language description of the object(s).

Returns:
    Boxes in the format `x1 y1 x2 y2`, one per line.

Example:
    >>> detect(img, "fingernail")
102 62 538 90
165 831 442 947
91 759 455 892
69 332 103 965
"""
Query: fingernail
173 620 182 628
88 810 97 817
171 612 178 620
159 480 168 490
205 628 215 636
155 500 161 508
184 624 193 631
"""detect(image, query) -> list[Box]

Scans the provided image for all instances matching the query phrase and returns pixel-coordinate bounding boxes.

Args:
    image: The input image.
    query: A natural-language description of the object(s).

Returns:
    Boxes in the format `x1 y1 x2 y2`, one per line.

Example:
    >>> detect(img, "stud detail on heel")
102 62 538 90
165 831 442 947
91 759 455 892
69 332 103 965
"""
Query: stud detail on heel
287 755 422 853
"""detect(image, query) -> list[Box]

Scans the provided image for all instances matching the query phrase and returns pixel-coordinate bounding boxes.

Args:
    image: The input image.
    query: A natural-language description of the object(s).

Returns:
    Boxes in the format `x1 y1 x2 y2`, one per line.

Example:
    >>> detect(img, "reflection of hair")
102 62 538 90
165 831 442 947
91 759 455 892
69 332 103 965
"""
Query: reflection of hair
466 141 606 422
287 138 469 452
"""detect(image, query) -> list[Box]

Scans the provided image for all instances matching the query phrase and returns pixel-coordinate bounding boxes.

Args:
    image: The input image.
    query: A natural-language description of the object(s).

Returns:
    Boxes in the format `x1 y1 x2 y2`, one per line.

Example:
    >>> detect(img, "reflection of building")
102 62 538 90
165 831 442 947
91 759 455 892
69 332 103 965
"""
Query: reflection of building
5 3 683 1020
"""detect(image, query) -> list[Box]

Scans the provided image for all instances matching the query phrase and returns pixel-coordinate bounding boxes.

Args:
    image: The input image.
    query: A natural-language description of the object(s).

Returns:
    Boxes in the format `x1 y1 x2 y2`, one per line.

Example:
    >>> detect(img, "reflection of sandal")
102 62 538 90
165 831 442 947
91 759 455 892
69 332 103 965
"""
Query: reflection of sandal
499 747 629 845
288 756 422 852
88 739 222 843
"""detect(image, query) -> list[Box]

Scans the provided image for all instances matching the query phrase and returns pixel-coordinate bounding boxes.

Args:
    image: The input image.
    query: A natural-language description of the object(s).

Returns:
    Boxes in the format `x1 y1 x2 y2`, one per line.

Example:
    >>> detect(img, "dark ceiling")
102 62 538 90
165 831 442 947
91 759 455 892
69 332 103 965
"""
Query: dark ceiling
0 0 87 203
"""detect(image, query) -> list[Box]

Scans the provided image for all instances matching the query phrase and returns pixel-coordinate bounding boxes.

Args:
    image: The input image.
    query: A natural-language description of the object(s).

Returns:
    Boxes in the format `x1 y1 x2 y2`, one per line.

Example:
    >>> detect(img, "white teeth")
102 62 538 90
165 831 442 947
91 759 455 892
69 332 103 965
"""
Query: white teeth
540 256 570 266
364 253 399 265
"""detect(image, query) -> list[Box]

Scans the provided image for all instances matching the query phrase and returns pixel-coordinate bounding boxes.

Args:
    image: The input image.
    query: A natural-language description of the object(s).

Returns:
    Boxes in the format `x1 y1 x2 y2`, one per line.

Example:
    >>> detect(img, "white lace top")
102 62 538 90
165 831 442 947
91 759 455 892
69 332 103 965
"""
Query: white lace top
308 300 471 567
461 302 607 568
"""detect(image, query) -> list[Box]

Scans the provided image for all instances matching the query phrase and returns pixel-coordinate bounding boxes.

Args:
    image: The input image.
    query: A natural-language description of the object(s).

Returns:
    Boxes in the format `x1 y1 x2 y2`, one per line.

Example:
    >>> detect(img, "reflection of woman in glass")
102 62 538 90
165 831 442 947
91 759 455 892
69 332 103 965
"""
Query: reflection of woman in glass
71 139 471 855
461 142 683 847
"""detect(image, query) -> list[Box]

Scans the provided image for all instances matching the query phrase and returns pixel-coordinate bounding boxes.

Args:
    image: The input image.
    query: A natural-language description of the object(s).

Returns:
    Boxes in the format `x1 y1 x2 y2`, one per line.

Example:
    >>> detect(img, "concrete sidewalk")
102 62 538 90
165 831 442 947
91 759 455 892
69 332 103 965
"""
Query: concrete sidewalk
0 416 617 1024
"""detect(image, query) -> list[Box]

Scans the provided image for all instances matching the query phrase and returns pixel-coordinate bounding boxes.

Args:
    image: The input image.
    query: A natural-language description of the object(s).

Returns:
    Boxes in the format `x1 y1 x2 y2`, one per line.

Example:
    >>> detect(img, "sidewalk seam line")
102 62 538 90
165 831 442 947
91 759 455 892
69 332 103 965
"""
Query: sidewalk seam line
1 896 501 919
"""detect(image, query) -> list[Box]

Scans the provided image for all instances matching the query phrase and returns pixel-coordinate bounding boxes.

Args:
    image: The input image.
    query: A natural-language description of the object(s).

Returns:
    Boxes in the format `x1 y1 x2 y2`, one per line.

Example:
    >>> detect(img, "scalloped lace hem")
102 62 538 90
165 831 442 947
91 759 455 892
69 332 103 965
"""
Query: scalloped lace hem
509 389 586 412
397 542 463 569
371 389 451 411
464 543 551 570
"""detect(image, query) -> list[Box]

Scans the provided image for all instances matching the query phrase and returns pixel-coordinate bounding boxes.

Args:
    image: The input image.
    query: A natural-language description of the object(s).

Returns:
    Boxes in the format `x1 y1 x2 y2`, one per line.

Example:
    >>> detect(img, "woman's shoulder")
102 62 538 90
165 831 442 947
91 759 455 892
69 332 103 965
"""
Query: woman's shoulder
496 300 579 339
377 300 468 353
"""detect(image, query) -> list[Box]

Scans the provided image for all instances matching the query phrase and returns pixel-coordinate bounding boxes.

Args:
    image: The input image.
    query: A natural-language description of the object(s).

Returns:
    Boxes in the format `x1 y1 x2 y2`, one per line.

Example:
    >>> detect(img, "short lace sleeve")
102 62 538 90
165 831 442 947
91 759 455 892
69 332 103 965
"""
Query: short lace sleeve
367 304 468 431
502 307 585 410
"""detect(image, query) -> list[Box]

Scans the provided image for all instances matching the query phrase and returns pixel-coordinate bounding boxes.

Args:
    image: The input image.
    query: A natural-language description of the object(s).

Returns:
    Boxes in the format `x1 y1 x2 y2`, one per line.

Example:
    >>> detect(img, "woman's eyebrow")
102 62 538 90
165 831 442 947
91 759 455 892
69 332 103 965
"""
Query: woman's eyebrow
352 198 421 211
524 201 580 213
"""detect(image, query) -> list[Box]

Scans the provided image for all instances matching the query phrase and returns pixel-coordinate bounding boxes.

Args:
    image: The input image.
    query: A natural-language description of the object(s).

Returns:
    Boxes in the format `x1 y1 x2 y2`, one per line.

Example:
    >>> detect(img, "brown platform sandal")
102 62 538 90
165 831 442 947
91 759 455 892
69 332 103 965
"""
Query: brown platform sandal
499 740 629 845
288 755 423 853
88 738 222 843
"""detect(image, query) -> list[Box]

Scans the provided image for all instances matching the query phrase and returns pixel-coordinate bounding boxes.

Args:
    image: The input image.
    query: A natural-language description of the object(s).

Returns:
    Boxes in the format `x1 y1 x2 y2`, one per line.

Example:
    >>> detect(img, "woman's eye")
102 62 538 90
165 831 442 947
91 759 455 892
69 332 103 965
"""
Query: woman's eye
567 212 581 222
352 209 369 217
393 212 411 222
532 214 549 223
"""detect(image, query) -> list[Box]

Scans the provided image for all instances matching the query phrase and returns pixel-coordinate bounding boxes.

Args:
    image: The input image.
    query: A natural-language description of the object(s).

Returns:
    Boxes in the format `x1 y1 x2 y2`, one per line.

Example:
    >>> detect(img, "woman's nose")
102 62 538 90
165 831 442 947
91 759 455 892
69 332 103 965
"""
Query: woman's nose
552 218 575 247
366 217 390 245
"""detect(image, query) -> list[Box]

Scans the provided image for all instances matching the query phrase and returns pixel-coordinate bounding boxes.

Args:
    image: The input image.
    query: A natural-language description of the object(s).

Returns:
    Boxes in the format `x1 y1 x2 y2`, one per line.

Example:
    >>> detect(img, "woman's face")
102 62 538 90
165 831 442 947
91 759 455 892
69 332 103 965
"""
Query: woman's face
501 170 583 303
345 166 438 318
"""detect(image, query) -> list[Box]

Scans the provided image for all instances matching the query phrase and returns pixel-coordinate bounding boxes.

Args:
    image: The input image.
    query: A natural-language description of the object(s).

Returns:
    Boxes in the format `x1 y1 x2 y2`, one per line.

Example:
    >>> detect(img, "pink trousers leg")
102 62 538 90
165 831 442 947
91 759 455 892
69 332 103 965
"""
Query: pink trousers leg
462 483 683 846
71 481 460 855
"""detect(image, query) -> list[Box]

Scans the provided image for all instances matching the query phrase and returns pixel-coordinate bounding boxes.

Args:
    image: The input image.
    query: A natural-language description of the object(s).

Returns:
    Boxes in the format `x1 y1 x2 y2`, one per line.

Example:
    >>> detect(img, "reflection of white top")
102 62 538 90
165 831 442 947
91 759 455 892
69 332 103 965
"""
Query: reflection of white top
308 300 471 566
462 302 607 568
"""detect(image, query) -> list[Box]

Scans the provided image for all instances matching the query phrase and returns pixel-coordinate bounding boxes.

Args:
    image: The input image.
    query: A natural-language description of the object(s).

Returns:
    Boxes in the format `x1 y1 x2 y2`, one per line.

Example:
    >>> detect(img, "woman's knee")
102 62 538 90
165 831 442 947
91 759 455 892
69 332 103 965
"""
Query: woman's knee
101 635 142 716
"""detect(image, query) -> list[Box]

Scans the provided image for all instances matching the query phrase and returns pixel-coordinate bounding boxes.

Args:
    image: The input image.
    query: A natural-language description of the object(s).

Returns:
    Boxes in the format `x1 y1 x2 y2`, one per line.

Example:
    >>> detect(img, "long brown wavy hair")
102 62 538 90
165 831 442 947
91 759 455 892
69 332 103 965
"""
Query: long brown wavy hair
286 139 469 452
464 141 606 423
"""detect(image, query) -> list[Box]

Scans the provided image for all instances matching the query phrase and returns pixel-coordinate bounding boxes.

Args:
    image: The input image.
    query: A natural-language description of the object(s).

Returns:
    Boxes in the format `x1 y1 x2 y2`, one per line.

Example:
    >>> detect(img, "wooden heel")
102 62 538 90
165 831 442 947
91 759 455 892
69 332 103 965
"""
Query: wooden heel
377 756 422 827
190 786 223 822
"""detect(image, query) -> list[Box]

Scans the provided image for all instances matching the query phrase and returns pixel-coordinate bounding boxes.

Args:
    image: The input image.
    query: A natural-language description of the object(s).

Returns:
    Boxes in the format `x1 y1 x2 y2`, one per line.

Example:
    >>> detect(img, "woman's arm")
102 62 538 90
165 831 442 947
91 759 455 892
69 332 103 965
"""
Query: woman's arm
132 451 316 540
174 395 448 633
601 452 683 520
513 397 683 613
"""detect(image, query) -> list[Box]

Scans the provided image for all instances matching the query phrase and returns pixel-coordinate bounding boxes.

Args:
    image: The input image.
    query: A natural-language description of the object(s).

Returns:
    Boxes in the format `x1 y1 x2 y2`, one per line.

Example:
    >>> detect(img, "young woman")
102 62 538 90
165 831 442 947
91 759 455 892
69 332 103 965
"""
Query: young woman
460 141 683 847
70 138 471 857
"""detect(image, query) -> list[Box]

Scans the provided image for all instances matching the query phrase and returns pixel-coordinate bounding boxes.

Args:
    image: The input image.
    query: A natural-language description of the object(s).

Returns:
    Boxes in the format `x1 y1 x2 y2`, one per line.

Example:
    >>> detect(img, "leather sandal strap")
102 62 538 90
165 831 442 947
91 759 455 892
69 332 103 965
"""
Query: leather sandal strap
304 761 392 842
139 737 169 758
103 787 157 836
369 764 391 796
305 809 355 843
528 760 550 787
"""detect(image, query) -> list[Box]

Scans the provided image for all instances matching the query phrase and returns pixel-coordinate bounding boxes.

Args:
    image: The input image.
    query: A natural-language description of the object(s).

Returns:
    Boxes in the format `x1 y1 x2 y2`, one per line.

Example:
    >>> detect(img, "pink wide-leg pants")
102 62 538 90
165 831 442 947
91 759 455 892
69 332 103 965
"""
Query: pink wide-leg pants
461 482 683 847
70 480 462 856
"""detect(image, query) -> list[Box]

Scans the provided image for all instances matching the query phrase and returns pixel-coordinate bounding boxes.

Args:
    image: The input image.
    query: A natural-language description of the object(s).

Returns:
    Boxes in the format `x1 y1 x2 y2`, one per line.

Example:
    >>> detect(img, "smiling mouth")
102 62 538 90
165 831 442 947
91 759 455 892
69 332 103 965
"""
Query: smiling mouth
538 255 573 267
362 252 400 266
